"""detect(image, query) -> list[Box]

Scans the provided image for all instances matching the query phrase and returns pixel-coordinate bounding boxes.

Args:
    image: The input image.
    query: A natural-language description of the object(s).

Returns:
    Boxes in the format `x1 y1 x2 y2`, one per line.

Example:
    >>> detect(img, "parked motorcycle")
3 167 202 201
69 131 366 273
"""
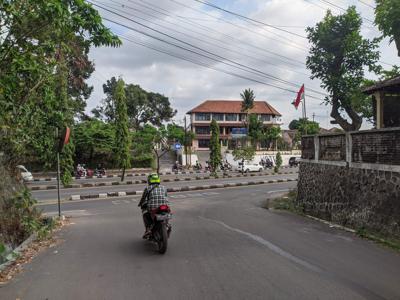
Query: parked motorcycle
172 163 183 172
220 162 232 171
145 204 172 254
95 168 106 177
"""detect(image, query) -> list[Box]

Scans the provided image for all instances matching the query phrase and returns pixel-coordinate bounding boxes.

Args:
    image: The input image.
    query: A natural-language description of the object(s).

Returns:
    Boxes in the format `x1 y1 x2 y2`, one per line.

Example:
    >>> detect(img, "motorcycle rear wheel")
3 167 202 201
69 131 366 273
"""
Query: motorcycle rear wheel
157 223 168 254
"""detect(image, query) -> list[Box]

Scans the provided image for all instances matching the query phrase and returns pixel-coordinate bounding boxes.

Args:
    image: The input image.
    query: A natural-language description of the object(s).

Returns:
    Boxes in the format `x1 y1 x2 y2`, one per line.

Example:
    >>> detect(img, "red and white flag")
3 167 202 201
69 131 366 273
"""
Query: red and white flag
292 84 305 109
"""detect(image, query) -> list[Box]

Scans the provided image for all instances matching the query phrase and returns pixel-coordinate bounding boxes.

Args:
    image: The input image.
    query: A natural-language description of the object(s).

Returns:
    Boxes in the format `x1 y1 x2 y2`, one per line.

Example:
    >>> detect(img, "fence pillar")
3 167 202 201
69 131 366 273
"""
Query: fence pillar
314 135 319 161
345 132 352 166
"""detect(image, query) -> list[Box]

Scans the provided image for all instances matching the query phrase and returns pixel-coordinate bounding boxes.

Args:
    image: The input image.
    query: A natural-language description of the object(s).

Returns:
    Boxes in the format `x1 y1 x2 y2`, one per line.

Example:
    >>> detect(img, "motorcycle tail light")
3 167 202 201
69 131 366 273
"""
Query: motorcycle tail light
159 205 170 211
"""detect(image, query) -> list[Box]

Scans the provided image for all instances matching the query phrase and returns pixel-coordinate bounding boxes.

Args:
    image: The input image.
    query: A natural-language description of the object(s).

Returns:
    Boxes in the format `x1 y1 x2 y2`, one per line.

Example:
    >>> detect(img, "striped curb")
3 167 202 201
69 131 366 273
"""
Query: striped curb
29 171 299 190
31 166 298 181
67 177 298 201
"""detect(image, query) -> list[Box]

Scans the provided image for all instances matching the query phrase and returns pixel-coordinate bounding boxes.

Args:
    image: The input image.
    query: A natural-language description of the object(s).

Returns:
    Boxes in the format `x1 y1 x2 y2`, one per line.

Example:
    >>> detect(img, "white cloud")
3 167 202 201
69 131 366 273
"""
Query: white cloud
86 0 399 129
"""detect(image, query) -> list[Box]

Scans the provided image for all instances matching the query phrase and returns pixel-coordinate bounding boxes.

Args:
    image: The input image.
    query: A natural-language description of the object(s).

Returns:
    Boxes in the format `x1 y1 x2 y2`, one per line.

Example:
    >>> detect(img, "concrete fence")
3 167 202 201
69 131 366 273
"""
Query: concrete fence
298 127 400 238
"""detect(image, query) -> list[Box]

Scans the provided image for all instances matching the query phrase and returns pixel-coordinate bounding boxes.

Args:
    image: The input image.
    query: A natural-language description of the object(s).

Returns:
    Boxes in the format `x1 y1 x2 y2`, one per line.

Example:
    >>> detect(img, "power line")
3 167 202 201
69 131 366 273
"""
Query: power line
358 0 375 9
89 2 327 97
101 15 325 101
101 0 313 79
192 0 307 39
167 0 308 51
117 34 309 98
315 0 375 23
133 0 307 66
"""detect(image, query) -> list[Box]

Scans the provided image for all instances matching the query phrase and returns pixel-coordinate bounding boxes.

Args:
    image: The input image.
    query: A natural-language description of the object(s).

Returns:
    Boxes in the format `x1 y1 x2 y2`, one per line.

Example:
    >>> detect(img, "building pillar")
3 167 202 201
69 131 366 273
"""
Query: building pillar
375 91 384 129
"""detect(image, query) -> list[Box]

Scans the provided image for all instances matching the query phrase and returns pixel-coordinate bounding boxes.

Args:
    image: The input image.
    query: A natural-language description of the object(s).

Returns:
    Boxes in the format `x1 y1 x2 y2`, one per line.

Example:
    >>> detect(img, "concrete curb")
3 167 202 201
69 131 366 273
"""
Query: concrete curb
0 232 38 272
31 171 299 191
32 166 298 181
68 177 298 201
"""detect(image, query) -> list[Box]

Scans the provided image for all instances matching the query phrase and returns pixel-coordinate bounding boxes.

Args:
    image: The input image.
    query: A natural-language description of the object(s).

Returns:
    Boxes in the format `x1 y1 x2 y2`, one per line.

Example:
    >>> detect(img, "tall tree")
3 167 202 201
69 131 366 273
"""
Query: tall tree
375 0 400 56
264 127 281 150
93 78 176 129
248 114 263 148
209 120 222 175
114 78 131 182
0 0 120 172
306 7 380 131
240 88 255 129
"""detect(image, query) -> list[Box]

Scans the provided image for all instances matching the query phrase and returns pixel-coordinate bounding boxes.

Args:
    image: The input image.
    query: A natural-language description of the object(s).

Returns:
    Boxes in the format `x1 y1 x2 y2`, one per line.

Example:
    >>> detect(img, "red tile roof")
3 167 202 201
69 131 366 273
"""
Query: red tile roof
187 100 281 116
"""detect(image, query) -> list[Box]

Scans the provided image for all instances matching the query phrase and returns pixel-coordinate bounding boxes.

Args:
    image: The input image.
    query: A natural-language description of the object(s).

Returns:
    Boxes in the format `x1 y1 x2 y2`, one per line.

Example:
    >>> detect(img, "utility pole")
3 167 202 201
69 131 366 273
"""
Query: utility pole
184 116 188 166
55 127 61 217
312 113 315 122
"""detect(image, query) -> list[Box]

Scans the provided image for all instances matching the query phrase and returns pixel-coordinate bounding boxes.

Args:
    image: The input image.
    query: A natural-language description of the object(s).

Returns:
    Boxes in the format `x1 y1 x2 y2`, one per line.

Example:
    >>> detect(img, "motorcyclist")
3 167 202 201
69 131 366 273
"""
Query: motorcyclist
138 173 169 239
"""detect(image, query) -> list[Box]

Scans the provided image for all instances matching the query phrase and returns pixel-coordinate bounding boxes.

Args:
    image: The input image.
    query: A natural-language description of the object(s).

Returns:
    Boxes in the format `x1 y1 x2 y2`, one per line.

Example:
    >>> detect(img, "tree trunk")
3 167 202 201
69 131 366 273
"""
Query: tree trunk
395 35 400 57
330 96 362 131
121 167 125 182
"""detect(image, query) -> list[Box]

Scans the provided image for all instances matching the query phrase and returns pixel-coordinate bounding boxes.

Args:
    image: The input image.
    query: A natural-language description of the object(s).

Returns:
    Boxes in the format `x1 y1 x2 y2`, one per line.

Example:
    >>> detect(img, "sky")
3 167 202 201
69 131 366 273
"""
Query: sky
86 0 399 129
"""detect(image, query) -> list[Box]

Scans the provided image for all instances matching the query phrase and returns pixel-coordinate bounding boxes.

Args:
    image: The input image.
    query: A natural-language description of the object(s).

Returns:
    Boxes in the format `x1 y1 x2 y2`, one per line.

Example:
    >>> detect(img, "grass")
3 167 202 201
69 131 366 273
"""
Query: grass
356 227 400 252
262 189 302 213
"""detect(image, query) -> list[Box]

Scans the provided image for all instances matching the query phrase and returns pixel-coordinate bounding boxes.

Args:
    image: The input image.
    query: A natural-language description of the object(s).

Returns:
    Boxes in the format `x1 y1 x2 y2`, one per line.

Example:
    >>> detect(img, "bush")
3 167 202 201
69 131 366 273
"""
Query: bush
131 155 154 168
0 161 43 249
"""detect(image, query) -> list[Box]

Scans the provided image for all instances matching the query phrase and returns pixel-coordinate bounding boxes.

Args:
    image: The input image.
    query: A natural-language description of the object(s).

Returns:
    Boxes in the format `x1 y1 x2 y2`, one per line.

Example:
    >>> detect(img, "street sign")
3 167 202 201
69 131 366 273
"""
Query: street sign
174 143 182 150
231 128 247 138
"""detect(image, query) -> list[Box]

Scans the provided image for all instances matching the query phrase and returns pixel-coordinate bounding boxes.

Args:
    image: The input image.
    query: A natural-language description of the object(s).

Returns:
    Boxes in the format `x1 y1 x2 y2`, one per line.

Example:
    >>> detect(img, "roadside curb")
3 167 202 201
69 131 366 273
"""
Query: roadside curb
0 232 38 273
29 171 299 191
68 177 298 201
31 166 298 181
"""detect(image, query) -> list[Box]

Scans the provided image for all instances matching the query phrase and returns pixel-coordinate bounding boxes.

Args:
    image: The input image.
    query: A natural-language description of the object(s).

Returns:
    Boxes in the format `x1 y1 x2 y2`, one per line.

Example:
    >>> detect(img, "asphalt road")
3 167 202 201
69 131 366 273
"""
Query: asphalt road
2 183 400 300
31 173 298 201
28 167 298 186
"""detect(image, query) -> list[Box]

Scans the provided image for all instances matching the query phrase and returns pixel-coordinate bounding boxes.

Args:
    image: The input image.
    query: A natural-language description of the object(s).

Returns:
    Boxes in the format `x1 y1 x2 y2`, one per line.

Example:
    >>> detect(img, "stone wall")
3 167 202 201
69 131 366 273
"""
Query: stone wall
297 162 400 238
299 127 400 238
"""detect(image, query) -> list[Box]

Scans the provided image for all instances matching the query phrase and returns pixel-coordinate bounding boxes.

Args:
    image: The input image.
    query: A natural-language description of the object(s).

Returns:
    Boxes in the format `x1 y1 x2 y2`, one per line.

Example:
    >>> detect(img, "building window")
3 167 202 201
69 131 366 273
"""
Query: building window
220 127 224 134
198 139 210 148
239 114 247 121
195 113 211 121
195 126 210 134
260 114 271 121
212 113 224 121
225 114 237 121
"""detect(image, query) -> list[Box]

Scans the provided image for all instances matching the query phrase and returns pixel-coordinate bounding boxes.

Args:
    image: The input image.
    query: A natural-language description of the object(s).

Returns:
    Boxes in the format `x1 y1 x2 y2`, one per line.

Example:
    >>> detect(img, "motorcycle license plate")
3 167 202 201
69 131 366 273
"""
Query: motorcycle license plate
155 214 171 221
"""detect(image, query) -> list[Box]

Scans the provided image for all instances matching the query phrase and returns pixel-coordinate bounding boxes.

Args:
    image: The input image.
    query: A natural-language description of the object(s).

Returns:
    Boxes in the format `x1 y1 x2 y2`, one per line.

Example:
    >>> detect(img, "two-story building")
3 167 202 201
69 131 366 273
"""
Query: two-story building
187 100 282 150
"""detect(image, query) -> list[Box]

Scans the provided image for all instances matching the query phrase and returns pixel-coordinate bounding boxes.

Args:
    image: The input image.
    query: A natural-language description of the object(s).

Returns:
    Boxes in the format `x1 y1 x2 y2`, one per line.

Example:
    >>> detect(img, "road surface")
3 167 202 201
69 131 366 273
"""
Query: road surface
2 182 400 300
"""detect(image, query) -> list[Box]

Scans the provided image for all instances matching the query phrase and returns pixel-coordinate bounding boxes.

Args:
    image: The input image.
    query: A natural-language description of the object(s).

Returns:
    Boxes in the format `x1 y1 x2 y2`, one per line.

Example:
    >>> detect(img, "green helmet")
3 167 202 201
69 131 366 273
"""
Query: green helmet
147 173 160 184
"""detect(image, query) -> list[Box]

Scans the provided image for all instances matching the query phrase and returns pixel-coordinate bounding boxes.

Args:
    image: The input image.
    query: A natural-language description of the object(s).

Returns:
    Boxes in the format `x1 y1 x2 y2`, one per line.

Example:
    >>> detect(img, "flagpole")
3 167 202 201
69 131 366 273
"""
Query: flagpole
303 85 307 120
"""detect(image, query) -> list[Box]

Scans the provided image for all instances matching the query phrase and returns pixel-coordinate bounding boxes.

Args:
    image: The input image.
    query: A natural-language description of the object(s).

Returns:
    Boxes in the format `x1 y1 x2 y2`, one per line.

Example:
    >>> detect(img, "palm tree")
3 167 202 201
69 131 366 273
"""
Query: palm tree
240 88 255 115
240 88 255 147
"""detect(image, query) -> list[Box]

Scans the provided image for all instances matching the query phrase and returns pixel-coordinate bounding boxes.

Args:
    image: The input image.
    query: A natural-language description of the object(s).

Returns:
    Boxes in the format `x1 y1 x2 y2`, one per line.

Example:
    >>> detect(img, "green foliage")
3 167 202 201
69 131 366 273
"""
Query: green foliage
74 118 115 167
0 0 120 172
93 77 177 129
232 146 256 162
375 0 400 56
248 114 264 146
60 137 75 186
240 88 255 113
264 126 281 150
114 78 131 176
209 120 222 174
380 65 400 80
288 119 300 130
274 152 282 173
306 7 380 131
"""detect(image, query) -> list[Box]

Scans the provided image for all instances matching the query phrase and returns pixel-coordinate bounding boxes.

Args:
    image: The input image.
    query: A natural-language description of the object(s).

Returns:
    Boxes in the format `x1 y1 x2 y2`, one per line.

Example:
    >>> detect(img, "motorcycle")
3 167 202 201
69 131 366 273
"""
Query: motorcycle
220 163 232 171
172 164 183 172
193 164 202 171
145 204 172 254
95 168 106 177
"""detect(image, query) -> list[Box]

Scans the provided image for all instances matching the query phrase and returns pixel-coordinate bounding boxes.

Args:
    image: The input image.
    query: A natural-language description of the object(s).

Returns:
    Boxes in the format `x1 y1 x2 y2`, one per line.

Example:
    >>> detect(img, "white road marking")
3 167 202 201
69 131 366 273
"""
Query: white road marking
122 200 130 204
44 210 90 217
200 216 322 273
202 192 220 196
112 200 121 205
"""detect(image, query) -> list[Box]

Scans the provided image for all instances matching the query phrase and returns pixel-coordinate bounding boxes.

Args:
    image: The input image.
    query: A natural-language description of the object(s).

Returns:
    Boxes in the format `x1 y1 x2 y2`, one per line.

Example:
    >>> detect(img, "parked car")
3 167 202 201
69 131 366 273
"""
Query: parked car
289 157 301 167
16 165 34 182
236 163 263 173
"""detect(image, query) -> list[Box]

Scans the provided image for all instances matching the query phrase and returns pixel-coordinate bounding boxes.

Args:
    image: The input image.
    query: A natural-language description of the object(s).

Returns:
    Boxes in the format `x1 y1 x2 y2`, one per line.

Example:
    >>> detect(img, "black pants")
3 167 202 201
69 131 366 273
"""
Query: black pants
142 211 152 229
